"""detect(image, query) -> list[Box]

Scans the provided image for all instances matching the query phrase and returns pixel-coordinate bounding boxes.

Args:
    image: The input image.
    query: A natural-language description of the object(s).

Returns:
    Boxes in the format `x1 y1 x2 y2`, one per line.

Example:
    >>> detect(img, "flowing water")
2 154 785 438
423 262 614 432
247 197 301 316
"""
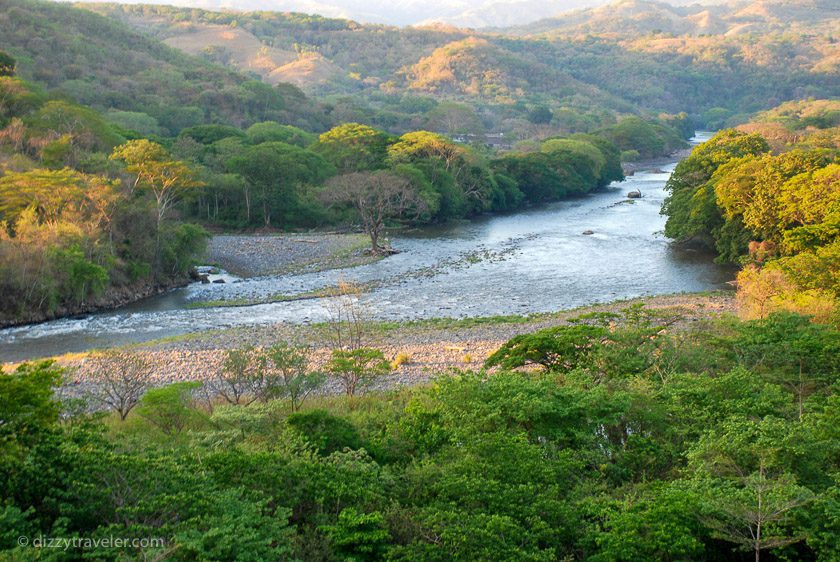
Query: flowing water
0 133 733 362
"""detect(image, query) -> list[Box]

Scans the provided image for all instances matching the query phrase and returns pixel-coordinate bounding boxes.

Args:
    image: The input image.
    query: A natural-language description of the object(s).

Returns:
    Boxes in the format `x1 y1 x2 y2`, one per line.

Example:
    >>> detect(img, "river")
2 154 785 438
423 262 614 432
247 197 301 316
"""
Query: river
0 132 733 363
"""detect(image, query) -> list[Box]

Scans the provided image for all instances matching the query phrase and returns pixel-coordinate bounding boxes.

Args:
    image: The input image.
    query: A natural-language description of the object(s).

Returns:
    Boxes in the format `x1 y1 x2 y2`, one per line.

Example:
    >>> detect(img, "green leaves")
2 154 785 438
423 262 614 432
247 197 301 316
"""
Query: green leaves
315 123 392 174
135 381 202 436
0 361 62 453
326 348 391 397
484 324 608 371
2 311 838 561
322 507 390 561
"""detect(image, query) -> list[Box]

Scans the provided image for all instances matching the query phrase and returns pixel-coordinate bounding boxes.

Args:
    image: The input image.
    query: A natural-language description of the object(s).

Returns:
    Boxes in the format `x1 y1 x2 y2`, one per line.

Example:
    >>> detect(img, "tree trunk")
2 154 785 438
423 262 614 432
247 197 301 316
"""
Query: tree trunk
369 228 380 254
244 188 251 223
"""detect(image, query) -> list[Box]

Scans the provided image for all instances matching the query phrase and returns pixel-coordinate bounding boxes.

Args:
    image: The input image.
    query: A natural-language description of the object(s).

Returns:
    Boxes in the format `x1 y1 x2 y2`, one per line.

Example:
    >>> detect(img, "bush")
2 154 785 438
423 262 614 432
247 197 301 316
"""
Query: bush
485 325 608 371
160 223 210 277
136 381 202 435
287 409 363 455
48 244 109 304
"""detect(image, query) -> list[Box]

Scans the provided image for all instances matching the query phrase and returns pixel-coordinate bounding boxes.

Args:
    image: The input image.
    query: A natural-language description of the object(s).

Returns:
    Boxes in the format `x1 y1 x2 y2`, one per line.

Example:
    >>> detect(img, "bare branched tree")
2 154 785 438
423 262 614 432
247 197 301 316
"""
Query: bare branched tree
323 281 370 351
322 171 428 254
86 350 151 420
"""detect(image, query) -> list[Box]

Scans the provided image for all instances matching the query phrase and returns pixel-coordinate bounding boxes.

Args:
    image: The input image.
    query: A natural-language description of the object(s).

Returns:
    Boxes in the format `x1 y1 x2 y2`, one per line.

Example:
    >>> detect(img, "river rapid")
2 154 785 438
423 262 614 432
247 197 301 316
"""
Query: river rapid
0 133 733 363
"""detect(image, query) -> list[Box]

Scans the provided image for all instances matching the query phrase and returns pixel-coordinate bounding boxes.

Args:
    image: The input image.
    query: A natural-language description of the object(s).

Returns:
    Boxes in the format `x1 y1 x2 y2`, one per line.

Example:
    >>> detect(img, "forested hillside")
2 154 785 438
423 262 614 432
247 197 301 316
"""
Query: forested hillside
0 62 210 325
661 99 839 322
82 0 838 131
508 0 839 37
0 0 331 134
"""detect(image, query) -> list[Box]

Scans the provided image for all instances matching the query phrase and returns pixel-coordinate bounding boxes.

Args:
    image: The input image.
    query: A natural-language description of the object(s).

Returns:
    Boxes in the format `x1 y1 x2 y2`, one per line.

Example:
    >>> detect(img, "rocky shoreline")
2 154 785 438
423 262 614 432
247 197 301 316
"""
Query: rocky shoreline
208 233 378 278
34 292 736 399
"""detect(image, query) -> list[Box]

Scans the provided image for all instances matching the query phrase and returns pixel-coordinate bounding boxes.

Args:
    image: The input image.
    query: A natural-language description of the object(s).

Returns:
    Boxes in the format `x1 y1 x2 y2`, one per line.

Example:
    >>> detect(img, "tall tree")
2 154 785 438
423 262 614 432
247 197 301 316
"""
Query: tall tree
228 142 333 228
314 123 391 174
111 140 203 278
323 171 428 254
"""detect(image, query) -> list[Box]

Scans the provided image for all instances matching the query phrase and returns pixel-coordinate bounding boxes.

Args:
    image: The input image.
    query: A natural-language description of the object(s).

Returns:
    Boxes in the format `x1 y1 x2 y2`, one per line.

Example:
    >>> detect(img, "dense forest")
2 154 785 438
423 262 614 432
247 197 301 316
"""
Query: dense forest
0 63 210 325
2 305 838 560
0 0 331 133
661 99 839 323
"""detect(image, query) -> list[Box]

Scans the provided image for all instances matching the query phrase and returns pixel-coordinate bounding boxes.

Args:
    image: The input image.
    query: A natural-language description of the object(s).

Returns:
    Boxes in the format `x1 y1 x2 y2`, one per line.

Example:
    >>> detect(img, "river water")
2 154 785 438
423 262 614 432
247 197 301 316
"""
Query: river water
0 133 733 362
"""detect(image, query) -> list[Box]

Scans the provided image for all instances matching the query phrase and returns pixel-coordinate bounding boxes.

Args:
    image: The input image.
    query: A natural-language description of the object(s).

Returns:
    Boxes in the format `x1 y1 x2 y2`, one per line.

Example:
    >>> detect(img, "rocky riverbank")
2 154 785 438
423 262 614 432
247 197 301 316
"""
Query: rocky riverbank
208 233 380 278
23 293 736 398
0 279 189 330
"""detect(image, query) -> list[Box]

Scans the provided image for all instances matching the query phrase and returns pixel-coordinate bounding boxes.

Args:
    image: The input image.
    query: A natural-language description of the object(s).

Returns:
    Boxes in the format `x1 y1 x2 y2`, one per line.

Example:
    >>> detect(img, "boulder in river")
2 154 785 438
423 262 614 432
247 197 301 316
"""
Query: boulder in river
212 279 226 284
627 190 642 199
582 230 594 235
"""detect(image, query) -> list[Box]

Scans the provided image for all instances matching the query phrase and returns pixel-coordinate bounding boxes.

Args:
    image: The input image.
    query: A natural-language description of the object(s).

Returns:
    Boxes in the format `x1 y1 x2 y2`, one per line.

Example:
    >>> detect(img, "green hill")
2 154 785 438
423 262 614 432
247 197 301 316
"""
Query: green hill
0 0 331 135
77 1 839 130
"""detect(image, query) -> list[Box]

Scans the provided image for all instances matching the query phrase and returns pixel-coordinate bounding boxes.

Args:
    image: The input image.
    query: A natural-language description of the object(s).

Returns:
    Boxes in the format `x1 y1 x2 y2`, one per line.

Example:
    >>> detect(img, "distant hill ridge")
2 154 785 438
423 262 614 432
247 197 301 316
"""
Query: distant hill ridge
78 0 839 117
504 0 839 37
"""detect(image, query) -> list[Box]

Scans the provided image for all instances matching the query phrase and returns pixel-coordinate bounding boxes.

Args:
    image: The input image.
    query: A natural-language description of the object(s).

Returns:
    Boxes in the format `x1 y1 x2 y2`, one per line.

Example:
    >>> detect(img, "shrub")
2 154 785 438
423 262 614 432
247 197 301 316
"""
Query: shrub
287 409 362 455
485 325 608 371
136 381 201 435
326 348 391 397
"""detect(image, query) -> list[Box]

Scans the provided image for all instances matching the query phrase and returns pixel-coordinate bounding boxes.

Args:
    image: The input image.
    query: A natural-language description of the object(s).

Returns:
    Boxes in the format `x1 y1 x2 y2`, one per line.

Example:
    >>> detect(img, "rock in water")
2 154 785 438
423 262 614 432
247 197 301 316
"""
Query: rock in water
582 230 594 235
627 190 642 199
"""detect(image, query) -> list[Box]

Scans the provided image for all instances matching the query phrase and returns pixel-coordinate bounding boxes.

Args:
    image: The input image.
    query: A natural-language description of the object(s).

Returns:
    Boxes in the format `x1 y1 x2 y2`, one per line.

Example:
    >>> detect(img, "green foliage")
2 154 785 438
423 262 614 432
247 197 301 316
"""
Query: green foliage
245 121 316 147
323 507 390 561
326 348 391 396
592 483 707 562
527 105 553 125
2 312 838 560
264 343 326 411
485 324 608 370
661 120 838 319
26 101 124 153
662 129 771 246
0 77 43 125
136 381 202 435
0 0 330 134
597 117 686 159
315 123 392 173
228 141 334 227
47 244 109 302
0 51 15 77
491 152 565 202
160 222 209 277
0 361 62 455
287 409 363 455
179 124 245 145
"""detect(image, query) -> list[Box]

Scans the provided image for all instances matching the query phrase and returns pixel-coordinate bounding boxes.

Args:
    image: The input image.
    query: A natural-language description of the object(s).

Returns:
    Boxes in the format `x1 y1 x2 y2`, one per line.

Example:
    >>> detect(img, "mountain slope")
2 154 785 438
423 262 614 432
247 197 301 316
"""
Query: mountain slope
70 0 618 27
0 0 330 133
506 0 840 37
